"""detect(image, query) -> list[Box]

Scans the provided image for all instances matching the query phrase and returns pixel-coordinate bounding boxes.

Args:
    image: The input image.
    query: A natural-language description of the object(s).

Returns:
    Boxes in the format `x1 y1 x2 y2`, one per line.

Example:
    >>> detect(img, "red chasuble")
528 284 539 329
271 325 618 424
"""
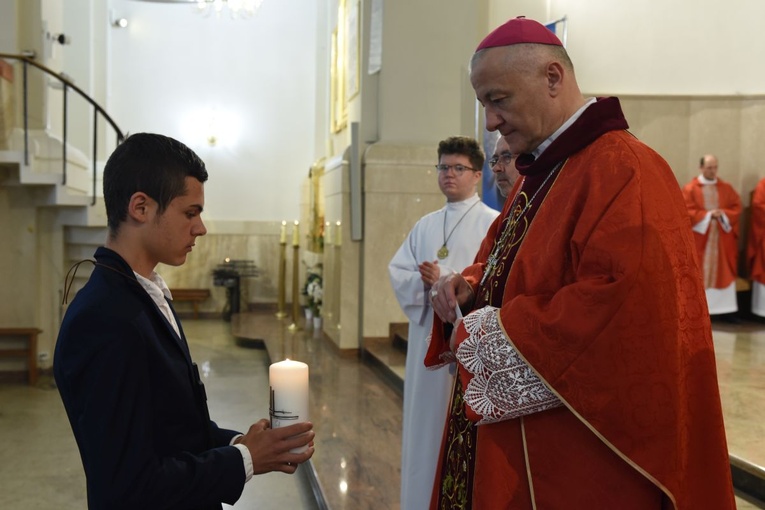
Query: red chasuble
681 177 742 289
748 178 765 285
426 97 735 509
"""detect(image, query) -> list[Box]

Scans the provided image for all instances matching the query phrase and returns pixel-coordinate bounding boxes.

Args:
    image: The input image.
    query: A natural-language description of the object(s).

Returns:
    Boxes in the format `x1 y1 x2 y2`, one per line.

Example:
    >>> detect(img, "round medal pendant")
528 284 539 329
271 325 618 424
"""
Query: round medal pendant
437 245 449 259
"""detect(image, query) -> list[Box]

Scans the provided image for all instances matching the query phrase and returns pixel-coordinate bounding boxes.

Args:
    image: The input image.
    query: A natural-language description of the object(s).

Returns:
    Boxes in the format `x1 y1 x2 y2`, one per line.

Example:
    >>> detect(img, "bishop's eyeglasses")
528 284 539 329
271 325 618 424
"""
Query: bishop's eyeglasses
489 152 514 168
435 164 478 175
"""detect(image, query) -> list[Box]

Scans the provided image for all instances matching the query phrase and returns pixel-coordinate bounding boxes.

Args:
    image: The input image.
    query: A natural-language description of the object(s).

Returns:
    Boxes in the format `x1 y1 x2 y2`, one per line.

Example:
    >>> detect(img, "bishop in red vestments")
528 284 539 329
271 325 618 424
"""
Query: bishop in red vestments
426 17 735 510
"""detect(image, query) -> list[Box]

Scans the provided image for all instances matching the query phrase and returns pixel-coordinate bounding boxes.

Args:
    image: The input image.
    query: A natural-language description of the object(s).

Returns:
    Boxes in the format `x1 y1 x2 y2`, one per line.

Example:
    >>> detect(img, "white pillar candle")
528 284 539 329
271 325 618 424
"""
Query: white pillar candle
269 359 309 453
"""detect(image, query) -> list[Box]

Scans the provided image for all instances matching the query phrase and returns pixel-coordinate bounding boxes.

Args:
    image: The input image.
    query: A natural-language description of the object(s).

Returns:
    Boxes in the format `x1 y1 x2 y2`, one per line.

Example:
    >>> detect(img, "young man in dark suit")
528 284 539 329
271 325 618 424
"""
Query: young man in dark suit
54 133 314 509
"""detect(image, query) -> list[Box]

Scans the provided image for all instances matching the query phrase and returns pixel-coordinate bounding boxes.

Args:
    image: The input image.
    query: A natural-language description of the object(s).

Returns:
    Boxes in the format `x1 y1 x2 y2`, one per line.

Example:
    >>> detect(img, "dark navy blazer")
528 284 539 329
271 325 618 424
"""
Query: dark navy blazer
55 247 245 509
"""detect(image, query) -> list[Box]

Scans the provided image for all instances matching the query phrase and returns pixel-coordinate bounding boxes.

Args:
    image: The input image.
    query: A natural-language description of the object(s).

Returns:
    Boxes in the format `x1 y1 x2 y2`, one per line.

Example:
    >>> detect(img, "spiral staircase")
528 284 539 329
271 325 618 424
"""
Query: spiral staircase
0 53 123 296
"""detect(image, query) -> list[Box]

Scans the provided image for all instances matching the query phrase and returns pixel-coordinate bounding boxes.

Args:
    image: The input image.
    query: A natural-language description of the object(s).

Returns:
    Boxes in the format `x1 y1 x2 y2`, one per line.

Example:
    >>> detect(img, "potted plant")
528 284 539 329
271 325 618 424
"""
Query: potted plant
303 270 322 325
306 274 323 329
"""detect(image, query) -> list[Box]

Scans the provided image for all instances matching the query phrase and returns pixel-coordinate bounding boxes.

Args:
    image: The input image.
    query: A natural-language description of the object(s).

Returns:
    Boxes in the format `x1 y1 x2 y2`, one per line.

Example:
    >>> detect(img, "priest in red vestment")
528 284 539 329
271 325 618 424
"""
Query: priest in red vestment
681 155 742 316
426 17 735 510
747 177 765 316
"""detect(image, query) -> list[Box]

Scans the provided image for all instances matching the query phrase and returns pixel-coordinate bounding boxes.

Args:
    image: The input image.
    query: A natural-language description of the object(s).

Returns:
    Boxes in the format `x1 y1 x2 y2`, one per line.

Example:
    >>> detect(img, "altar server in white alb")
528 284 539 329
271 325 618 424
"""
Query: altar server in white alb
389 136 499 510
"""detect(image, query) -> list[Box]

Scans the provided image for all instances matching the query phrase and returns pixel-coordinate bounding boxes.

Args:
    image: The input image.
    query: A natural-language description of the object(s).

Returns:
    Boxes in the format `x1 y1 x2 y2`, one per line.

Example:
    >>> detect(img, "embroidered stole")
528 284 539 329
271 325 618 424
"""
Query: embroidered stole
434 163 563 509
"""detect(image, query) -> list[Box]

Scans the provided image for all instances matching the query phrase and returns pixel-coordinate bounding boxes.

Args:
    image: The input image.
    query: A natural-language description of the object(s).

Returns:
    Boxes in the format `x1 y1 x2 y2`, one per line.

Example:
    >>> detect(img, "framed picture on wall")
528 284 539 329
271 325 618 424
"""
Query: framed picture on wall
330 28 348 133
346 0 360 101
330 0 349 133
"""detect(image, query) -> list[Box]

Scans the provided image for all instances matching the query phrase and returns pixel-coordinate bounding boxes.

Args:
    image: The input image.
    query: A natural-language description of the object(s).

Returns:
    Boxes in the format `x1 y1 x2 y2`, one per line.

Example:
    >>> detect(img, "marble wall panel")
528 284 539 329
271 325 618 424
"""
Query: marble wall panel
0 187 39 326
36 207 65 369
323 162 344 346
362 143 447 338
322 157 361 350
619 97 691 184
0 185 57 372
740 100 765 199
622 95 765 260
364 190 444 337
337 203 360 350
688 99 743 188
595 95 765 199
157 222 289 316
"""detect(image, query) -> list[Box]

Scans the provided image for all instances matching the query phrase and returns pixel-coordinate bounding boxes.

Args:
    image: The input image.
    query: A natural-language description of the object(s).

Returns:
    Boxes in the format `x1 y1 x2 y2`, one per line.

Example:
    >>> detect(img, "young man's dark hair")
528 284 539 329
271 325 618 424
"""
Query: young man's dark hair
437 136 485 171
103 133 209 235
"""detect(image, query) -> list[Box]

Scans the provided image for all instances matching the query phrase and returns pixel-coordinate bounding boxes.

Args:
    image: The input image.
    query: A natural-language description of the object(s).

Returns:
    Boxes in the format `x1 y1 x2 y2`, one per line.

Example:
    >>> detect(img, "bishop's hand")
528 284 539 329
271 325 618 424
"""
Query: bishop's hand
430 273 473 323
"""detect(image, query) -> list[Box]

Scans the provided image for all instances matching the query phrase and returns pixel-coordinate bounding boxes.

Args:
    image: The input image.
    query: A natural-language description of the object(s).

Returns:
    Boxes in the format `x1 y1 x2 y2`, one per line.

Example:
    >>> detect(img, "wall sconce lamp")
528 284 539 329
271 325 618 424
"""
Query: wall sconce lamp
112 18 128 28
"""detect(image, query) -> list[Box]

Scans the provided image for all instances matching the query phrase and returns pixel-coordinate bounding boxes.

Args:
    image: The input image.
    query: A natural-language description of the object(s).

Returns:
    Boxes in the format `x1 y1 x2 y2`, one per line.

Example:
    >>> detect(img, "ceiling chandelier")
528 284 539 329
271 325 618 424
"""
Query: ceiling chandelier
195 0 264 19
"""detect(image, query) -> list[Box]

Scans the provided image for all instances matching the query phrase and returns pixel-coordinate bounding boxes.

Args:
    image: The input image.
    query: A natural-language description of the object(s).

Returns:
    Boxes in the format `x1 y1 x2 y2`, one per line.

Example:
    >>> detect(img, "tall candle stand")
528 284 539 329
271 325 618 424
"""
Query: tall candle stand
288 221 302 331
275 222 288 319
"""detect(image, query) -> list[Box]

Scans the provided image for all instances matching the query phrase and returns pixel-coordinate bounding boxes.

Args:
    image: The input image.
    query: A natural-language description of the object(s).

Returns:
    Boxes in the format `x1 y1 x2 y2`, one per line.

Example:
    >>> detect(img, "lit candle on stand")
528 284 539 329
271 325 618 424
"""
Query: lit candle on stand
269 359 309 453
292 220 300 247
335 221 342 246
279 220 287 244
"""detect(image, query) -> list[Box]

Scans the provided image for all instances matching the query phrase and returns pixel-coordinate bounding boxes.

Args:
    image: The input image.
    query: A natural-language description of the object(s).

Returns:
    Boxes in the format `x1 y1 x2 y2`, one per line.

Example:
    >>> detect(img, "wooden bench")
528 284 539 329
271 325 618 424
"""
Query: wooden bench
170 288 211 319
0 327 40 386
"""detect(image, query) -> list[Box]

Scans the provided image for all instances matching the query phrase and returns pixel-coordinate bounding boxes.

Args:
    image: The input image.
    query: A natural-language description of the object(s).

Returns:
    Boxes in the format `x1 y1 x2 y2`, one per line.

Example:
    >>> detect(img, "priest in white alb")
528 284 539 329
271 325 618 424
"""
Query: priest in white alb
388 136 498 510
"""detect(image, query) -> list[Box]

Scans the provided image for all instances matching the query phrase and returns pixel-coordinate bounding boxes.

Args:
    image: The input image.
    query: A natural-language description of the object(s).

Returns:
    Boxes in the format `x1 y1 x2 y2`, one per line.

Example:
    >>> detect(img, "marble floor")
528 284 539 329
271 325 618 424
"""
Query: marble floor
712 322 765 469
0 319 318 510
1 312 763 509
364 317 765 510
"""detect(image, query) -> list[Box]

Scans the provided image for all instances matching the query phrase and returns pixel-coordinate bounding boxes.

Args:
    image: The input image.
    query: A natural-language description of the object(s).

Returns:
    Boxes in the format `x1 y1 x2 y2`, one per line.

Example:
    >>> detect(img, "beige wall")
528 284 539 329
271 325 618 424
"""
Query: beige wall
0 186 39 324
361 143 447 338
489 0 765 96
377 0 486 144
620 95 765 204
157 221 295 316
321 153 361 350
0 184 65 372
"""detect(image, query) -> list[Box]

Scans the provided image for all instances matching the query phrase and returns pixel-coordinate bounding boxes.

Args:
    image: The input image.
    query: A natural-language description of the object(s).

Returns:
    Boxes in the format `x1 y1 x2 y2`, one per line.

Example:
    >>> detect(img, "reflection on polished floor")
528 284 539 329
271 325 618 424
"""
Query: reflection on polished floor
0 318 318 510
0 312 763 509
712 321 765 469
236 311 765 509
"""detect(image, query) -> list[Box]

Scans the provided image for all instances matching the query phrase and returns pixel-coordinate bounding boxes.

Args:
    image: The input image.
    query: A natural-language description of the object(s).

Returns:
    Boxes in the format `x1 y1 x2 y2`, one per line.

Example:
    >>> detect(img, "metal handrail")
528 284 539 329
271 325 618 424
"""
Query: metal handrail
0 52 125 205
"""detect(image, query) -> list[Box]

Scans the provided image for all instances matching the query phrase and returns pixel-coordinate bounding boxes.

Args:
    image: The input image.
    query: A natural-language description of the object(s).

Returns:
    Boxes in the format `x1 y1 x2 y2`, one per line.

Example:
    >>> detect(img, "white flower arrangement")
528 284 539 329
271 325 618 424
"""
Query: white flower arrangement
303 272 323 316
307 280 323 316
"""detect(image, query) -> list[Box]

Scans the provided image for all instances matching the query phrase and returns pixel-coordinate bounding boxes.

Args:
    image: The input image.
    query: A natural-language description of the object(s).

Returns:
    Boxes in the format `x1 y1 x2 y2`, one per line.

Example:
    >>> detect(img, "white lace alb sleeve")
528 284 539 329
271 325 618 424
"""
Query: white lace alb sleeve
456 306 562 425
